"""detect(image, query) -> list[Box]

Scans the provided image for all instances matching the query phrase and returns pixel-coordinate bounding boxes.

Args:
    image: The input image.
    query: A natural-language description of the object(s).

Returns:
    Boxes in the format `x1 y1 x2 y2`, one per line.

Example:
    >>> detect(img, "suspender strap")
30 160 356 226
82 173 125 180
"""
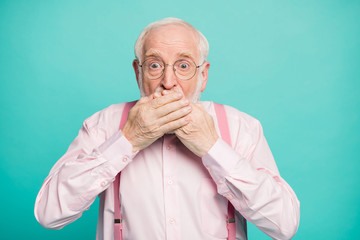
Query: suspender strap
113 173 122 240
213 103 236 240
118 101 137 131
114 101 136 240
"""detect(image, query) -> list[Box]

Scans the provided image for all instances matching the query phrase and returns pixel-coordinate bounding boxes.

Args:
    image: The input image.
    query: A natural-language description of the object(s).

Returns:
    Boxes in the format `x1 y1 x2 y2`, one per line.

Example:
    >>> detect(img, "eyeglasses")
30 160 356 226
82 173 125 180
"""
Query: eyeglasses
139 58 204 81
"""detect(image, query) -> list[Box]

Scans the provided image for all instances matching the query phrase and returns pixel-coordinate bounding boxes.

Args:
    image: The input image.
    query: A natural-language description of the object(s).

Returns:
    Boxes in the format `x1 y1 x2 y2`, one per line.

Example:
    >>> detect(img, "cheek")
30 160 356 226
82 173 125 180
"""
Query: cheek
179 80 197 97
142 81 160 95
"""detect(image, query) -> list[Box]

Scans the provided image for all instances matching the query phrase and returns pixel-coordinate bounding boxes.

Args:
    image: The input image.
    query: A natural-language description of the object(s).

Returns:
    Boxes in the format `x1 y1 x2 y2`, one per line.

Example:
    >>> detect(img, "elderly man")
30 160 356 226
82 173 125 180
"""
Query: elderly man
35 18 300 239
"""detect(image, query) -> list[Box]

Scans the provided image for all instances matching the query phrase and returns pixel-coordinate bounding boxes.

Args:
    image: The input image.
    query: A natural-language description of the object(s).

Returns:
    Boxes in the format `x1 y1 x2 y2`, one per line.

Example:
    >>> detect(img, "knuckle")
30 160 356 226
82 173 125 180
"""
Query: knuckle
155 97 165 105
183 106 191 114
181 99 189 106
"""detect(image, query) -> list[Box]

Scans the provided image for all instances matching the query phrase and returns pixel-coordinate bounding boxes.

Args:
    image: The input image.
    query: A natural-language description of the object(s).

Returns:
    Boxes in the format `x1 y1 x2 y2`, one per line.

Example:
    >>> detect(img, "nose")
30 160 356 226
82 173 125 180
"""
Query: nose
160 64 178 90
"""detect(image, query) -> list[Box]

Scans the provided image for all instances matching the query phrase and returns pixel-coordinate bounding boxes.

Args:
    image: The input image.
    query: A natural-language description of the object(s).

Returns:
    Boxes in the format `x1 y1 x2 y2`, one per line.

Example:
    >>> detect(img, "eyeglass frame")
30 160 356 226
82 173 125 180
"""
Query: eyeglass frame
137 57 205 81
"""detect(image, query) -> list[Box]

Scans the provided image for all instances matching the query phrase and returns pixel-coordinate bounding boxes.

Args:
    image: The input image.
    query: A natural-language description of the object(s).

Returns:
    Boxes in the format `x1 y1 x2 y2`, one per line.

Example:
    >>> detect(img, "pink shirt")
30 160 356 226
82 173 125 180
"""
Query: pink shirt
34 101 300 240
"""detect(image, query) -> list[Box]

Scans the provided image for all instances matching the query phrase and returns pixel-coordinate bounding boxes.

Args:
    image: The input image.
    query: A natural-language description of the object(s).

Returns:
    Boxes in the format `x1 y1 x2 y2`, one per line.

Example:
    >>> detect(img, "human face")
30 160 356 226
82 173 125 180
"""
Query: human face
133 24 210 101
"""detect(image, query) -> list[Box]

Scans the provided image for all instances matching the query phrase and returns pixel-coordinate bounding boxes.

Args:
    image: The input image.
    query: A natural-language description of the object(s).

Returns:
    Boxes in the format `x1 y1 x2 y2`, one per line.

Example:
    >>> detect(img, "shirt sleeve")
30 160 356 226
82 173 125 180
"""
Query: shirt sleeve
202 119 300 240
34 118 137 230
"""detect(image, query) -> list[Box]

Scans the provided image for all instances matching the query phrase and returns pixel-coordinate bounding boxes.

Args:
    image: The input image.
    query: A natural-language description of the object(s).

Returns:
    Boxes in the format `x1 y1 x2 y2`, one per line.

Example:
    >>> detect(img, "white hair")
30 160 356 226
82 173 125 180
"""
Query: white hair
134 17 209 63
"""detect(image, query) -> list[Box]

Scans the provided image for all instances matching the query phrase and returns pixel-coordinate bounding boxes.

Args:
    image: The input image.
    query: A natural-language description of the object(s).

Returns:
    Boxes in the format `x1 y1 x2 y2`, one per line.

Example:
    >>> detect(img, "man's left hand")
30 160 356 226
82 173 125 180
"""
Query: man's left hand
174 103 219 157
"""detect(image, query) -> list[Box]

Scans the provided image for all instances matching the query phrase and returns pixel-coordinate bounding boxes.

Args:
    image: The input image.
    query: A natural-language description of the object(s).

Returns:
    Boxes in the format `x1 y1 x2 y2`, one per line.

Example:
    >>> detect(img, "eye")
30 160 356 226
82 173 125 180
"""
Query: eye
175 60 193 71
150 62 161 69
179 62 189 69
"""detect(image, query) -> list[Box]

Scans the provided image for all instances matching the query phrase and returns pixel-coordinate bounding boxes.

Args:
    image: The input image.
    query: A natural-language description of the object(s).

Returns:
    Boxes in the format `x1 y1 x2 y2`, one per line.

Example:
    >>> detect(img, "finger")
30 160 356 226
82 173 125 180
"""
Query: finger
155 98 190 118
162 87 184 96
153 91 162 98
158 105 192 125
150 91 183 109
162 90 170 95
159 115 190 133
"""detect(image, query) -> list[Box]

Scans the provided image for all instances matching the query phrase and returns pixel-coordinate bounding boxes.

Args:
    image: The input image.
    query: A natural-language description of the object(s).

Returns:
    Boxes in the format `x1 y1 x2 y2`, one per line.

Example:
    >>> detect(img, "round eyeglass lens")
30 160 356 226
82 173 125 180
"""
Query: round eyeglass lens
141 58 198 80
173 59 197 80
142 59 164 80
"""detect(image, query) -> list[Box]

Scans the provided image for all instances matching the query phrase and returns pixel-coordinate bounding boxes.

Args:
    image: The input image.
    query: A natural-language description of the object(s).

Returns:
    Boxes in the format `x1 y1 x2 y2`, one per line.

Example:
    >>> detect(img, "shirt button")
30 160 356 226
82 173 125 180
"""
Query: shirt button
100 181 107 187
169 218 175 224
166 145 172 150
168 179 173 185
122 156 129 162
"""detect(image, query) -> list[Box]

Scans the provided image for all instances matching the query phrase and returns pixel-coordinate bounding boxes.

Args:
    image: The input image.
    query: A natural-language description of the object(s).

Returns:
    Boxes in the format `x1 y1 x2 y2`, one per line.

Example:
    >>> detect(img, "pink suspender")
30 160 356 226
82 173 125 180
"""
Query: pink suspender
213 103 236 240
113 171 122 240
113 102 240 240
114 101 136 240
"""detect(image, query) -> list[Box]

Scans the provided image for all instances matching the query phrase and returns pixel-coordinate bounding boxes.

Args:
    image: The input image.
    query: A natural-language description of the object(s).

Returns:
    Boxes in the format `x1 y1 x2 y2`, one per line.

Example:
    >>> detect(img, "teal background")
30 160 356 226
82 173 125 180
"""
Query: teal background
1 0 359 239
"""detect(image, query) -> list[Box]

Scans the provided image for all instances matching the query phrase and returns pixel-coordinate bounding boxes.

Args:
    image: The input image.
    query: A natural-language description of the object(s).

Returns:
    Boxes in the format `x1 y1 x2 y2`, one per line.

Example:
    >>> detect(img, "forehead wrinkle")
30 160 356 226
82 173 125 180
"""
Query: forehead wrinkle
142 25 200 61
145 46 197 61
144 48 197 62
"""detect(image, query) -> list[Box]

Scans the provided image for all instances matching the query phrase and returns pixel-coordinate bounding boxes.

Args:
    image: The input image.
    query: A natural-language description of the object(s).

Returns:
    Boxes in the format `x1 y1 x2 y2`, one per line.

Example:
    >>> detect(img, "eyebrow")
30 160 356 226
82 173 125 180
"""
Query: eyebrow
144 50 162 58
177 51 195 61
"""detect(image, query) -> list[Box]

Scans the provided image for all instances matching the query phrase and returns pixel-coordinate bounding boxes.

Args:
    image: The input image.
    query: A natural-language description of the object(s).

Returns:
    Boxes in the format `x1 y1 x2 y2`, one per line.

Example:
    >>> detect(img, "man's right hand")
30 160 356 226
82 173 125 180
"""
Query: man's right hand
122 92 192 152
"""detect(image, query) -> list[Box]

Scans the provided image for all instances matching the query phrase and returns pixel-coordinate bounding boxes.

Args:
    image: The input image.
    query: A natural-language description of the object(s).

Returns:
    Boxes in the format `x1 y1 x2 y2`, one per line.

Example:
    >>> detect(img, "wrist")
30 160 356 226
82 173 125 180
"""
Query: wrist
201 134 219 157
122 125 140 153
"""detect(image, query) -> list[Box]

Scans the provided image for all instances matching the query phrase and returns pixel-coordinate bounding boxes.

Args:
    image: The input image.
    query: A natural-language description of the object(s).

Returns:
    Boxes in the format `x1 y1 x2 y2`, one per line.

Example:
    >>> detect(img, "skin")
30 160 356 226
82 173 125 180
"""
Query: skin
122 24 218 157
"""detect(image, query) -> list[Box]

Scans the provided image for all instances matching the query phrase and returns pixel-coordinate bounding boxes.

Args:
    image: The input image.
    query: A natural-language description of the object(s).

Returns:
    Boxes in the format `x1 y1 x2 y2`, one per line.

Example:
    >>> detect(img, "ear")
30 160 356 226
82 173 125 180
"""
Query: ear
200 61 210 92
132 59 141 88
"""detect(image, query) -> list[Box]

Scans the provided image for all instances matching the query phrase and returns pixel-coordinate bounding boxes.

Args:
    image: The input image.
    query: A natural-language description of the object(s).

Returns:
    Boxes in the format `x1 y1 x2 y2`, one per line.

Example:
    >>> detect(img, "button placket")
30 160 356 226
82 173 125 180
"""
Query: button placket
162 135 180 238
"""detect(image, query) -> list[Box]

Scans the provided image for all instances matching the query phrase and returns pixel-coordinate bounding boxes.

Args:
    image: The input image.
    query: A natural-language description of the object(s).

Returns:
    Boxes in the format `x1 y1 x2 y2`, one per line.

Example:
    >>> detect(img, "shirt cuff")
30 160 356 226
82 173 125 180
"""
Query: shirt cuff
202 138 239 184
98 131 138 173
